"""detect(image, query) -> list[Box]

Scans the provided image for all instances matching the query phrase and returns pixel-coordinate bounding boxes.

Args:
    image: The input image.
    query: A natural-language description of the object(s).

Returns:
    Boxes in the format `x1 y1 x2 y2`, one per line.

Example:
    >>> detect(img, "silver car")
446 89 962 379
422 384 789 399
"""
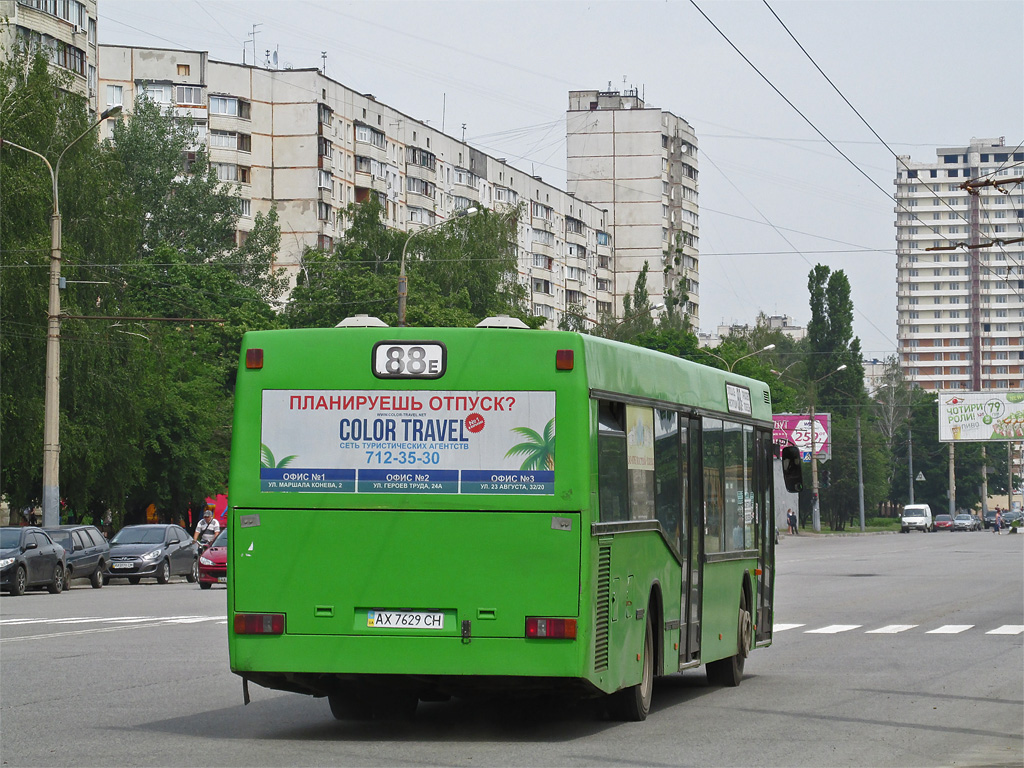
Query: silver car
953 513 980 531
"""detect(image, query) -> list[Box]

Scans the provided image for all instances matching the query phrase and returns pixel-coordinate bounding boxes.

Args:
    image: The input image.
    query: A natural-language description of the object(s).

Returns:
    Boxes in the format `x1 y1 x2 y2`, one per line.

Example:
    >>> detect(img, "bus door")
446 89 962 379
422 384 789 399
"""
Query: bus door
683 416 702 663
754 428 774 644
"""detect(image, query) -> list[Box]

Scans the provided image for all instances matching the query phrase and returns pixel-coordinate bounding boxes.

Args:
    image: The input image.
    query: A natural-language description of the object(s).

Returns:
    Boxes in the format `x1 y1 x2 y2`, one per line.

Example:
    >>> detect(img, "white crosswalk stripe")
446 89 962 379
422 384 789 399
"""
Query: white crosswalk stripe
866 624 918 633
772 623 805 632
986 625 1024 635
805 624 862 634
926 625 974 634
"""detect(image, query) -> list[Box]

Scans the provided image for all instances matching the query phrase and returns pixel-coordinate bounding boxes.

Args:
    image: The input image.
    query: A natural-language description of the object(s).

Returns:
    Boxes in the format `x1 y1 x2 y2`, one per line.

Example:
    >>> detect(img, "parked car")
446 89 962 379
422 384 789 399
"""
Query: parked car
953 513 981 532
1002 507 1023 527
41 524 110 588
1 526 67 596
198 528 227 589
900 504 933 533
933 514 955 532
105 524 198 585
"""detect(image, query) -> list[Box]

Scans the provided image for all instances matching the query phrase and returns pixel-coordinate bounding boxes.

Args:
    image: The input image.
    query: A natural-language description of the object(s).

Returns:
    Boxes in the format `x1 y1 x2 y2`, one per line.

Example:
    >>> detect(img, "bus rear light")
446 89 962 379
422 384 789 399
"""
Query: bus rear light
234 613 284 635
555 349 574 370
525 617 577 639
245 348 264 369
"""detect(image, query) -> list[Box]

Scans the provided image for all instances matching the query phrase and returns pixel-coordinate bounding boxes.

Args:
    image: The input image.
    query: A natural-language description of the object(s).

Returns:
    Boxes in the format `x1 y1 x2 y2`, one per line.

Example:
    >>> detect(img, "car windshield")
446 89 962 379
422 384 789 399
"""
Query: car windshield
935 515 952 521
111 528 165 545
903 510 925 516
955 515 971 521
211 529 228 547
47 531 73 549
0 529 22 549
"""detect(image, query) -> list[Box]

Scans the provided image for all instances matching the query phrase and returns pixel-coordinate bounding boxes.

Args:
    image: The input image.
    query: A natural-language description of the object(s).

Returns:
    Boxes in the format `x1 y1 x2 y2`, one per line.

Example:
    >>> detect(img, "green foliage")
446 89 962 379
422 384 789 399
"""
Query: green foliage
0 47 282 525
284 198 528 329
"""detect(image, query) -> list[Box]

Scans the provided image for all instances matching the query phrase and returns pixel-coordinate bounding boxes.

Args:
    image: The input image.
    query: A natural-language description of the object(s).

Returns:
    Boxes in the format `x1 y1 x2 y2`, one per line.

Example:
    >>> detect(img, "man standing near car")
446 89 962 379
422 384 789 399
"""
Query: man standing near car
193 503 220 548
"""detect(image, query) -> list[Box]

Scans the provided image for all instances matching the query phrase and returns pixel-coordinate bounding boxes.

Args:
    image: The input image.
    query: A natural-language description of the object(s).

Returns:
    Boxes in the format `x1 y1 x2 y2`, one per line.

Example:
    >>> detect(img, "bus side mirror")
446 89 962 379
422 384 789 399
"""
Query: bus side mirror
780 446 804 493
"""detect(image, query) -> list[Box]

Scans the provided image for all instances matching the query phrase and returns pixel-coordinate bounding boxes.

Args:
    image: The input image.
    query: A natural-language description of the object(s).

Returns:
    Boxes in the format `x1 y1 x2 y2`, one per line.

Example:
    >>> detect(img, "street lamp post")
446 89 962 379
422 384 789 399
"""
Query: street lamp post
1 105 122 527
398 207 478 326
809 364 847 532
706 343 776 372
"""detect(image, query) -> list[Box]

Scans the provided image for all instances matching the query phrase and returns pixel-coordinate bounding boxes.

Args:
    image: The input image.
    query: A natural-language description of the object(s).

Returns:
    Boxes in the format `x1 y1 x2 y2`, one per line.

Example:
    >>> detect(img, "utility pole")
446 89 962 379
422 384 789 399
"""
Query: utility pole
908 427 914 504
857 412 865 532
948 442 956 517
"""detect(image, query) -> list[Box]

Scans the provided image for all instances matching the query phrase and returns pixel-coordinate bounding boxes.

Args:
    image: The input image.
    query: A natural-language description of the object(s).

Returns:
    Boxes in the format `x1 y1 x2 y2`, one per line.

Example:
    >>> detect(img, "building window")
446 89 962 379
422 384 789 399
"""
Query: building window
355 124 385 148
317 201 332 222
238 166 250 184
106 84 123 106
177 64 191 76
317 234 334 251
597 231 610 246
318 169 333 191
566 290 583 305
597 300 612 315
212 163 237 182
175 85 203 105
532 254 553 270
209 96 251 119
210 130 237 149
238 198 251 217
318 137 332 159
532 279 552 295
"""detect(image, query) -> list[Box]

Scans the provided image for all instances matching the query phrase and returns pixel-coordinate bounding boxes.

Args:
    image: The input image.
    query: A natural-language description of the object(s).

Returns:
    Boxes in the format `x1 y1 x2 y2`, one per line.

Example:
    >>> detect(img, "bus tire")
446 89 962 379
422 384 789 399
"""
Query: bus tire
706 588 750 688
328 691 374 721
609 614 653 721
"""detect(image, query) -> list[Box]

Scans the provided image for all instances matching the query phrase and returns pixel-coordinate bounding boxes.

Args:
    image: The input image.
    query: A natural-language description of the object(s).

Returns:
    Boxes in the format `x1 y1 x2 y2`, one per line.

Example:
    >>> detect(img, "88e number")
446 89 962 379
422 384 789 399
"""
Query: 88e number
373 342 446 379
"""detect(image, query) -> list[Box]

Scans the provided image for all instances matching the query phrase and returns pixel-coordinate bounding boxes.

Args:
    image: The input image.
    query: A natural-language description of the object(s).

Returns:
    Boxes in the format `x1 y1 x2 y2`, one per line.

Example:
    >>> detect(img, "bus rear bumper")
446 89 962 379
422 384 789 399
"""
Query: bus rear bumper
230 633 598 699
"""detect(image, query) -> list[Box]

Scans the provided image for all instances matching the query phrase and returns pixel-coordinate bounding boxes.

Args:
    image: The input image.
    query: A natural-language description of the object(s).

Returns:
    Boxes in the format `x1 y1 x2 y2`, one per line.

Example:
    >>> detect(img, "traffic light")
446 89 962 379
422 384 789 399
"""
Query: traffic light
821 468 830 488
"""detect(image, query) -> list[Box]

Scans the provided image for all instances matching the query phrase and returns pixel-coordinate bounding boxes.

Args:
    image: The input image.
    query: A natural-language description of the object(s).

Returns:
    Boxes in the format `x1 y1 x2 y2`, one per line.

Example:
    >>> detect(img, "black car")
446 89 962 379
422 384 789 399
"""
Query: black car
1 526 67 596
42 525 110 588
105 524 199 585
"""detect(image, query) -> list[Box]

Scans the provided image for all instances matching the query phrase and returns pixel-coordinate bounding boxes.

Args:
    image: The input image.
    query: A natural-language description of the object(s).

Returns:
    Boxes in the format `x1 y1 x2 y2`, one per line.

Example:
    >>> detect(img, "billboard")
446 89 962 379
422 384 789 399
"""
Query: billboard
773 413 831 461
938 391 1024 443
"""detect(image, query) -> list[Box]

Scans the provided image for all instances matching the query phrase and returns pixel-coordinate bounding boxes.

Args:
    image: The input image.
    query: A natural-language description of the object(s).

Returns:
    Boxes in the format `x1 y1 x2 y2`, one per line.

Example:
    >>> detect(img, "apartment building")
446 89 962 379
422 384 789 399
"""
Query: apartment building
566 88 700 325
895 138 1024 391
97 46 616 328
0 0 99 114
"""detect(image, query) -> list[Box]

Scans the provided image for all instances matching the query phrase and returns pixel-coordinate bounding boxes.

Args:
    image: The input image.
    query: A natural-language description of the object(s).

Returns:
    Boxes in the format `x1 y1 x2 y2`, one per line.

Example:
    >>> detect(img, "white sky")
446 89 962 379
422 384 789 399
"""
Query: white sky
99 0 1024 356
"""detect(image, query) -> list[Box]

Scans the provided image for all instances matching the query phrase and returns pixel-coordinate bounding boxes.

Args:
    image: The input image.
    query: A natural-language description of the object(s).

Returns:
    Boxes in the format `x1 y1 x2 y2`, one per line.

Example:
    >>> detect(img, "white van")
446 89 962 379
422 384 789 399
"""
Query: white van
901 504 933 533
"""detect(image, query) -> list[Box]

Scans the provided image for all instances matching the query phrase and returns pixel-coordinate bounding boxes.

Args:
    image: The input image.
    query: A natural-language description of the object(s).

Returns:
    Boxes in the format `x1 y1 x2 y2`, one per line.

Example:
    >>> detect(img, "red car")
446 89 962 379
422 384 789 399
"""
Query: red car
198 529 227 589
933 514 955 531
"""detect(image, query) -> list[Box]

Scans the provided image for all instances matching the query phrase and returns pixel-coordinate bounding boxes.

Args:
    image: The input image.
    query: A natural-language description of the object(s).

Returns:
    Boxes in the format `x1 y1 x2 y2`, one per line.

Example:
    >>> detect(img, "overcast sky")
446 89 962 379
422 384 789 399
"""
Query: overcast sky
99 0 1024 356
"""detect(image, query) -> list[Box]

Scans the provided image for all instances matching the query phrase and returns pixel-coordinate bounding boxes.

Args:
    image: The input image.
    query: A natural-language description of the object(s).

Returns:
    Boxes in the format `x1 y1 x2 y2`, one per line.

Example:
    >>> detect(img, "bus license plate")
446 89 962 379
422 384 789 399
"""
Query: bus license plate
367 610 444 629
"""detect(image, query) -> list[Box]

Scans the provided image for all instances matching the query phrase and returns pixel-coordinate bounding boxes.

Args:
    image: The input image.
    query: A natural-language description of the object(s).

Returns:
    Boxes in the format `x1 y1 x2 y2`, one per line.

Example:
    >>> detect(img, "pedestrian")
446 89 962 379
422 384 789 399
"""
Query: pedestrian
193 502 220 548
787 508 798 535
994 509 1003 535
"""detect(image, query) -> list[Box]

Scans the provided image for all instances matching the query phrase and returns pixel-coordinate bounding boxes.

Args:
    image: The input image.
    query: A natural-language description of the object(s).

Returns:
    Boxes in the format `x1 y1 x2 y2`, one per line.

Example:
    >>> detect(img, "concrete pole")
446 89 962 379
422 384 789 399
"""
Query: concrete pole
857 412 865 531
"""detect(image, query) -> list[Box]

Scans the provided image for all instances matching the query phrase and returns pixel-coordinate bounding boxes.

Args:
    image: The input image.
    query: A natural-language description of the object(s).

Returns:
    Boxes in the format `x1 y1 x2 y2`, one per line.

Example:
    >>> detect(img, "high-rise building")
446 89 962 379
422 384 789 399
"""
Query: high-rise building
0 0 99 115
895 137 1024 391
566 88 700 325
97 46 617 328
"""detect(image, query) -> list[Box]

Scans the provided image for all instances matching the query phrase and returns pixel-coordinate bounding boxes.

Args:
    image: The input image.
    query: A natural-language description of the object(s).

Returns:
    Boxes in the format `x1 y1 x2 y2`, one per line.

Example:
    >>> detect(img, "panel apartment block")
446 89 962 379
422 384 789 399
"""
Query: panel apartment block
895 137 1024 392
1 0 99 114
566 88 700 326
97 46 615 329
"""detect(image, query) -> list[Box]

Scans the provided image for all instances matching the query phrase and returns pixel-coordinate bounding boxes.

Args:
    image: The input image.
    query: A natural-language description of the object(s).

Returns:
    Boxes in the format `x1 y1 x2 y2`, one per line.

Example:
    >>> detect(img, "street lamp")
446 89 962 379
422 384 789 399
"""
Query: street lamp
706 343 776 372
808 364 847 532
398 206 478 326
1 104 122 527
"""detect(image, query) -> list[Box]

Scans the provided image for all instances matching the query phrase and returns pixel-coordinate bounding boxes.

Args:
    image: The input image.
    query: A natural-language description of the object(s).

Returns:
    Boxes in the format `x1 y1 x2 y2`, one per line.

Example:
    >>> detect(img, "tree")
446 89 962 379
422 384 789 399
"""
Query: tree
284 198 529 329
1 47 283 525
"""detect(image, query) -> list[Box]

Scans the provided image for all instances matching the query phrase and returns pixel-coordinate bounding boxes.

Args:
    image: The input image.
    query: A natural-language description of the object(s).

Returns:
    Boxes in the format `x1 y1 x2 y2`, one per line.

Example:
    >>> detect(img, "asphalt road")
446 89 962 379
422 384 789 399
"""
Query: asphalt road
1 530 1021 767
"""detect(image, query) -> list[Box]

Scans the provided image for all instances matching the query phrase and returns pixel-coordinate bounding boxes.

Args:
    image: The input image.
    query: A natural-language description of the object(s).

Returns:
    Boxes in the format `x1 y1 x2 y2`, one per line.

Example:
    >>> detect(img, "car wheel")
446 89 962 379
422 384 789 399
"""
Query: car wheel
128 576 141 585
10 565 27 596
156 559 171 584
91 563 104 588
47 563 65 594
199 581 212 590
186 559 198 584
101 573 110 586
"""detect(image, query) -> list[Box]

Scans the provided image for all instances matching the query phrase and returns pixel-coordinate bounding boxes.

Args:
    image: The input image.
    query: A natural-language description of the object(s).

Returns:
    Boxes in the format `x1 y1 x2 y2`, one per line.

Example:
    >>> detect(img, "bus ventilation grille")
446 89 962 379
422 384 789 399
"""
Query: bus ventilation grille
763 390 771 405
594 545 611 671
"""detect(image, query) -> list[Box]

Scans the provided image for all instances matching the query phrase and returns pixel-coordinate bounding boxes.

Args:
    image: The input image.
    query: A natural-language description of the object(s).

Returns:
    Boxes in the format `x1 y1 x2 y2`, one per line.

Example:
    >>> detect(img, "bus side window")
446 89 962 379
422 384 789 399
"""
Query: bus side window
654 409 681 550
598 400 628 522
702 418 724 553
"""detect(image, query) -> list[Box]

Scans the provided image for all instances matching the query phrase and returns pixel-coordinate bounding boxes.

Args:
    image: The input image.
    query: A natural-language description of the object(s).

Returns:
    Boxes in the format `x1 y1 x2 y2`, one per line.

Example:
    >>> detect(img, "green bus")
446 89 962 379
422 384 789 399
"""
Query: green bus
227 317 802 721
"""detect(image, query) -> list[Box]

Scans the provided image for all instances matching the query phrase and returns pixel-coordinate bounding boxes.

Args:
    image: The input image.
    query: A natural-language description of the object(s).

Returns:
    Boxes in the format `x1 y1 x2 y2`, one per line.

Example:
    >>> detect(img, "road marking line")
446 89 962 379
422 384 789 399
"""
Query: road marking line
806 625 862 634
866 625 918 634
772 623 805 632
986 625 1024 635
926 625 973 634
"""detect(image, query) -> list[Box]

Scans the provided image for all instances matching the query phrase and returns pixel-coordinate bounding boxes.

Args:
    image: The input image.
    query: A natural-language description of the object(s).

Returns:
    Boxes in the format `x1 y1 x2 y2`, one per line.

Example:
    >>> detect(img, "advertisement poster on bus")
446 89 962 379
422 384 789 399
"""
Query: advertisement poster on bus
937 391 1024 442
773 413 831 461
259 390 555 495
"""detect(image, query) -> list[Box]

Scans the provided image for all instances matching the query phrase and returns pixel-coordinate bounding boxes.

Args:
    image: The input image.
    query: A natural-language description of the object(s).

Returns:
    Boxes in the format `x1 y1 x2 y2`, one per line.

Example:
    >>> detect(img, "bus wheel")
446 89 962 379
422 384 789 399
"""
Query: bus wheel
706 589 750 687
609 614 653 721
328 691 374 721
